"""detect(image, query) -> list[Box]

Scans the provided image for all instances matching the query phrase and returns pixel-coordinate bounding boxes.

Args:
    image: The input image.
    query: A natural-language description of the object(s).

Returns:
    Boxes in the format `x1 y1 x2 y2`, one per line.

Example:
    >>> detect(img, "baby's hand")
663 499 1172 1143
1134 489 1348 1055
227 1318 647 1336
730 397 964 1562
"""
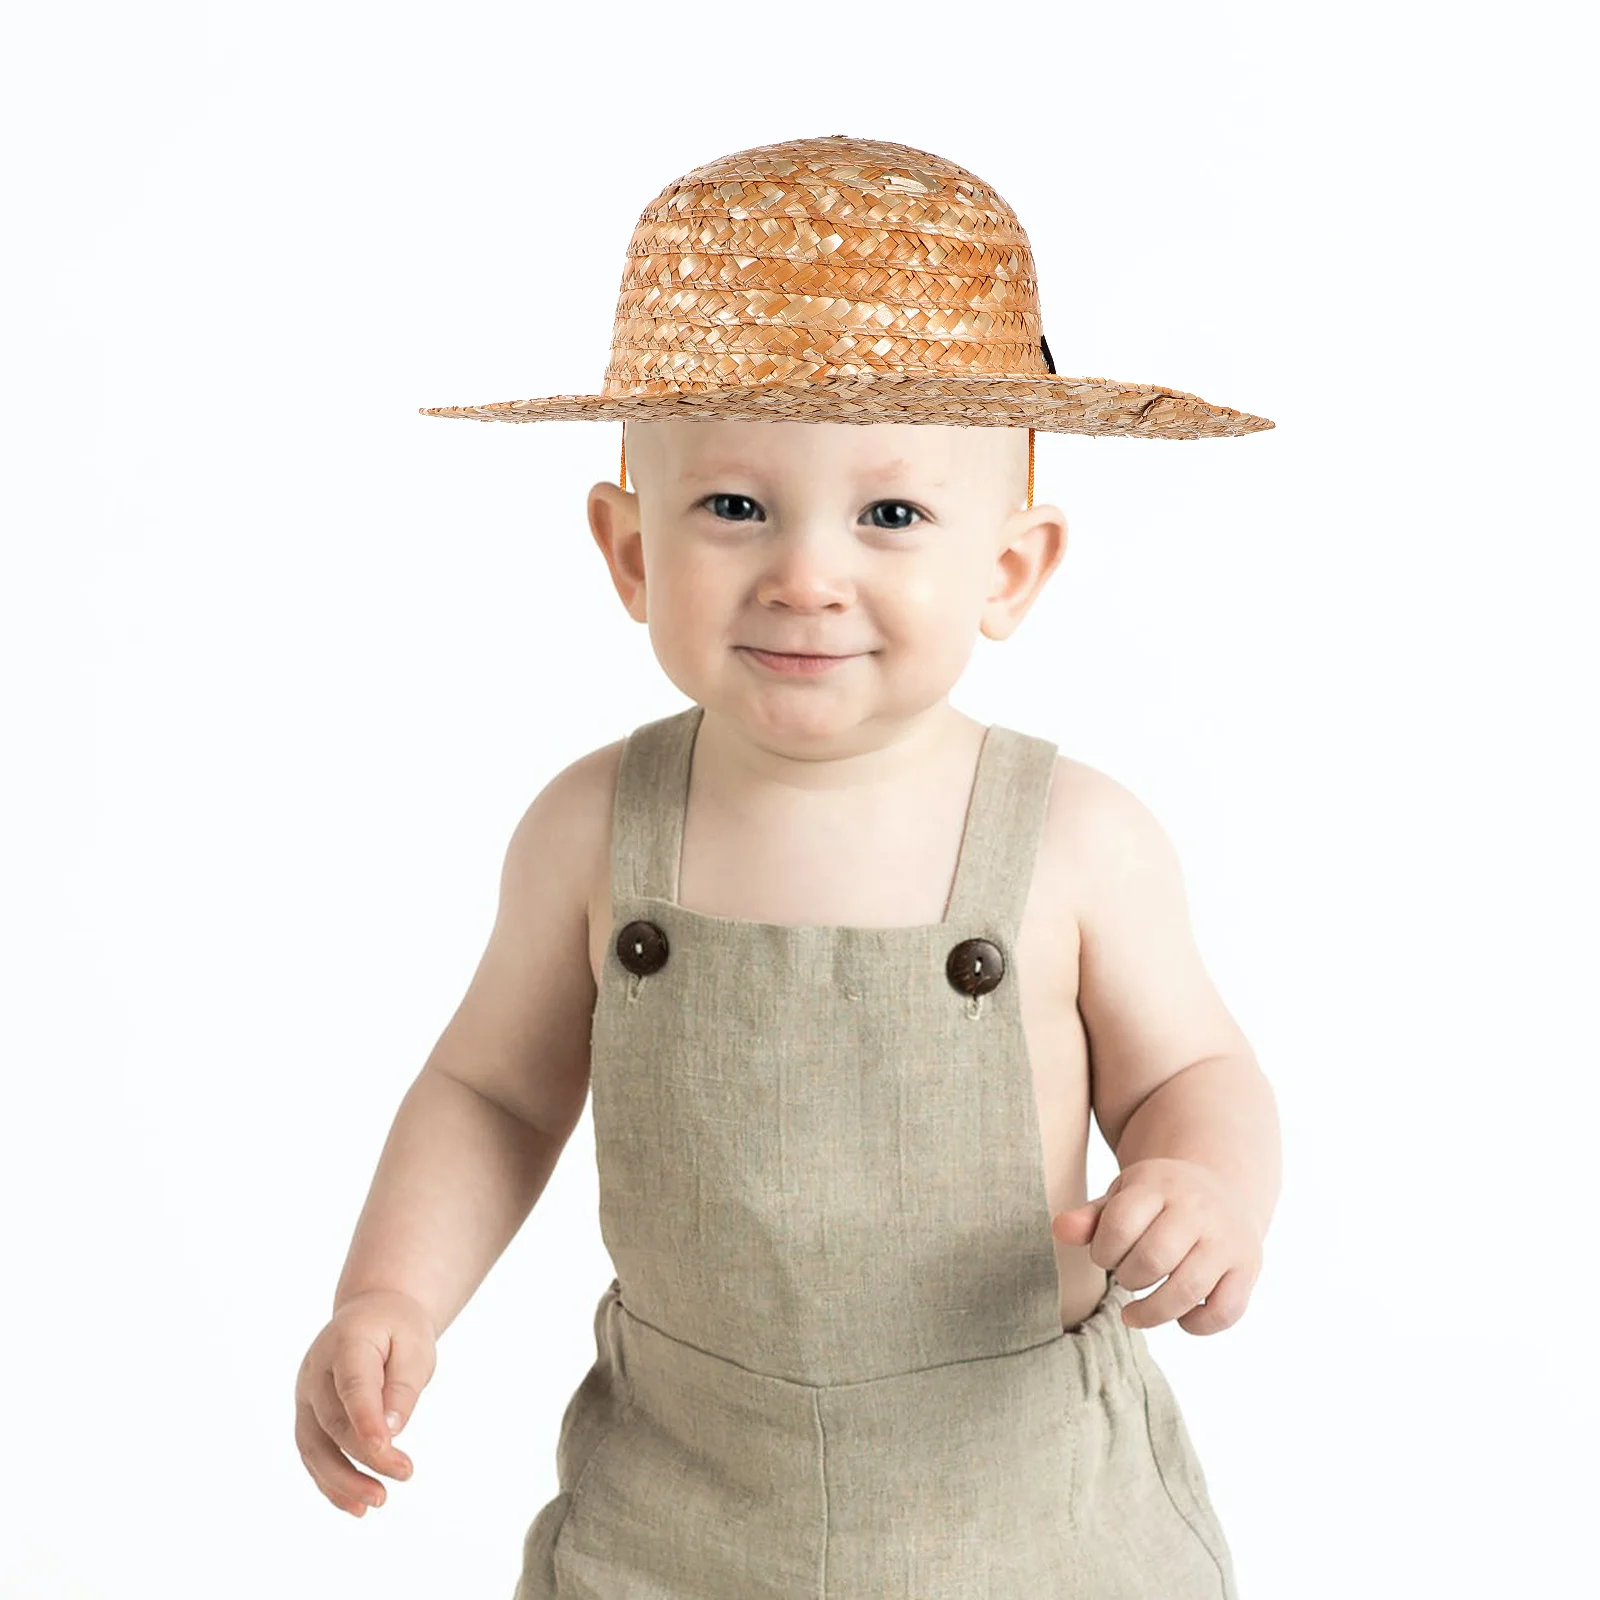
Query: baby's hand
1052 1158 1262 1335
294 1289 436 1516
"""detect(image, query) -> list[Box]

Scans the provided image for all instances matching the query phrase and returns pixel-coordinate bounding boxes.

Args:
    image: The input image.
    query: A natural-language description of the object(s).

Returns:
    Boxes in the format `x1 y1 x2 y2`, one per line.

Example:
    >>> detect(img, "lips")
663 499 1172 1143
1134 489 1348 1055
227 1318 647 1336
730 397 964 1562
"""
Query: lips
738 646 864 677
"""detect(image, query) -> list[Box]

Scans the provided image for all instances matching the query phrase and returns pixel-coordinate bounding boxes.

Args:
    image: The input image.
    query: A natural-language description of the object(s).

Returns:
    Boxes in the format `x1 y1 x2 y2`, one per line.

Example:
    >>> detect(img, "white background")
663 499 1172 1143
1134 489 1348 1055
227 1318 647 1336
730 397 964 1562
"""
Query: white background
3 3 1594 1596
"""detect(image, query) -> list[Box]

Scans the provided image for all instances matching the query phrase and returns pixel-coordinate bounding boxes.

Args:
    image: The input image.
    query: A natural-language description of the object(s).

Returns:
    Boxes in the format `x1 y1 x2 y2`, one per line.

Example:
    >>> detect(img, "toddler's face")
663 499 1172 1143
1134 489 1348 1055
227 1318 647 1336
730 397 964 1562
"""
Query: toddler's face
587 418 1064 741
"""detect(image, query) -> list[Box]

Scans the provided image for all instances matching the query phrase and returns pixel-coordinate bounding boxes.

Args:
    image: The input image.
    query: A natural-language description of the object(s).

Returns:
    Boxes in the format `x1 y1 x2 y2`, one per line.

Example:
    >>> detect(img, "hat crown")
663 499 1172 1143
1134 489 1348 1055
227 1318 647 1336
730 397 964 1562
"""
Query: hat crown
600 133 1051 398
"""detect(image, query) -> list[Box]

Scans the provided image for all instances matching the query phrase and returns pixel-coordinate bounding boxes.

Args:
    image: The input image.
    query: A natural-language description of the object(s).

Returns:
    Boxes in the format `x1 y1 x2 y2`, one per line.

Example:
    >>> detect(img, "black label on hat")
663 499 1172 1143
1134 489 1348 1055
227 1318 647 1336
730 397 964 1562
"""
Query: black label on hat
1040 334 1057 375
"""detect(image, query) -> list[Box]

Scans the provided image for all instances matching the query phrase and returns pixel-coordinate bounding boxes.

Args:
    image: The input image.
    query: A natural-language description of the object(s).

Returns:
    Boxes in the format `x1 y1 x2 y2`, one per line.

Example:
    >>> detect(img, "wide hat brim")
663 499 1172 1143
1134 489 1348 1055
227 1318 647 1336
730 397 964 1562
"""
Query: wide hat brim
419 369 1274 441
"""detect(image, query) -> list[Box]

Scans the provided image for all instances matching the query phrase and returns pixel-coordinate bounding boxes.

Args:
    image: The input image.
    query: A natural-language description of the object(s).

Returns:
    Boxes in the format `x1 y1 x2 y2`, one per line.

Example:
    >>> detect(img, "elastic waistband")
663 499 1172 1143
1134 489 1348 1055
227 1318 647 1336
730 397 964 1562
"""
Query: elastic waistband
602 1273 1147 1406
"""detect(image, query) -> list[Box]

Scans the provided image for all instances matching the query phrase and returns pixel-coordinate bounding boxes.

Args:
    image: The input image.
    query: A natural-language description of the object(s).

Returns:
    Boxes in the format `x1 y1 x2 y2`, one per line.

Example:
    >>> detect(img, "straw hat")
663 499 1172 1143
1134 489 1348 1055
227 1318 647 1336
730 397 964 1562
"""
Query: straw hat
419 132 1273 447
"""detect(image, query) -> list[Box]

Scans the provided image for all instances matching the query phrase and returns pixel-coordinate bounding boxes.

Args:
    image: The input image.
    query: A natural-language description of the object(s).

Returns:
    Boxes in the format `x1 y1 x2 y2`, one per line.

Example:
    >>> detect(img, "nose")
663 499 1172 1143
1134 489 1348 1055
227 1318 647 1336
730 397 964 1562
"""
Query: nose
753 527 858 611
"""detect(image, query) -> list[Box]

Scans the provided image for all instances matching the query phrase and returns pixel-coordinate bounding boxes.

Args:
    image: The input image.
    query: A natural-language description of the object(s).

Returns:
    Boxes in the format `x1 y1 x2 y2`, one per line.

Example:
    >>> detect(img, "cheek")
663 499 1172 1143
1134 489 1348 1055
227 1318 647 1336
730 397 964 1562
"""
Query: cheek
647 554 731 639
883 558 986 633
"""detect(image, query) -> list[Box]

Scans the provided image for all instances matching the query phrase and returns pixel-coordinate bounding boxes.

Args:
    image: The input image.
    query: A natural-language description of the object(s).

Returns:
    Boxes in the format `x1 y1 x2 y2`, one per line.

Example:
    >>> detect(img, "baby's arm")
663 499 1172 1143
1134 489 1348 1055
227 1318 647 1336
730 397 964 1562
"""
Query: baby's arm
1066 763 1281 1244
332 749 605 1339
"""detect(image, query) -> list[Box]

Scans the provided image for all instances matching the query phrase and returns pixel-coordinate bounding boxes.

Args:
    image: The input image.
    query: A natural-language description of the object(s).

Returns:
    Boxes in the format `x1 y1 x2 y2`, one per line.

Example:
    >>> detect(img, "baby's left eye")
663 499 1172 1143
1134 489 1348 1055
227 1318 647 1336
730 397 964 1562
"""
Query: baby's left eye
867 501 923 531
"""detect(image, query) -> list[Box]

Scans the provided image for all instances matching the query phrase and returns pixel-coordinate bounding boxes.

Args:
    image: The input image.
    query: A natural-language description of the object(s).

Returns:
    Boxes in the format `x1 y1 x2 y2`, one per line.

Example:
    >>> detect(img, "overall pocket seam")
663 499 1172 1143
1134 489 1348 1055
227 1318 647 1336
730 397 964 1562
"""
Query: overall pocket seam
550 1284 638 1570
1127 1339 1232 1596
548 1392 638 1569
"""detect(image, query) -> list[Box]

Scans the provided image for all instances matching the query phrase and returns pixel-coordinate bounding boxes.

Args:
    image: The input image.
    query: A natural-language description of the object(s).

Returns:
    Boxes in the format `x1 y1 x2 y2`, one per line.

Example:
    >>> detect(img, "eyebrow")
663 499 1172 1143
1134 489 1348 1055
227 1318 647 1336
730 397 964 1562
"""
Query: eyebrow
678 463 752 484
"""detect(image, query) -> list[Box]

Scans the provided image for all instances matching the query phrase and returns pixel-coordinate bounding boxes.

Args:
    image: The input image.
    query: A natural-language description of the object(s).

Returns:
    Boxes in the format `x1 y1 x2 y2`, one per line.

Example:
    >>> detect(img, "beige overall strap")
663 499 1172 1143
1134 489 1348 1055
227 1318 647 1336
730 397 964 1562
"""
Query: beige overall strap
609 704 703 910
942 725 1060 936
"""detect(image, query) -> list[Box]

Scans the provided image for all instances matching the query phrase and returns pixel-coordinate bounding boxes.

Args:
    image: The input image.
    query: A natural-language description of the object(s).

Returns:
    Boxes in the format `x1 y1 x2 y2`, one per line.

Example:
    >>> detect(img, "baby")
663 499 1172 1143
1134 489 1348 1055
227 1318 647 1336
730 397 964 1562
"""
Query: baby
293 134 1281 1598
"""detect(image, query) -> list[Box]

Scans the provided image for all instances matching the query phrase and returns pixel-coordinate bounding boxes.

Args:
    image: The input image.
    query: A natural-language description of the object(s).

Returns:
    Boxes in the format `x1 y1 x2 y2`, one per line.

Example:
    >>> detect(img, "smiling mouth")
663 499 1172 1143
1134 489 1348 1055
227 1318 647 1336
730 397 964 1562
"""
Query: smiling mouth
737 646 870 675
740 648 860 658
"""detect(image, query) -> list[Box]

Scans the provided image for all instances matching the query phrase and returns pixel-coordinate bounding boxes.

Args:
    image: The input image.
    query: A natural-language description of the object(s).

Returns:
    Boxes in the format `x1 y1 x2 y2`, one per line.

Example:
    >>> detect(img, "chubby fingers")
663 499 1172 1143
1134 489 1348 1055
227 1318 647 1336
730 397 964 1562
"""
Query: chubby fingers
330 1328 415 1476
1056 1184 1168 1281
1119 1240 1229 1330
299 1338 414 1515
297 1385 387 1517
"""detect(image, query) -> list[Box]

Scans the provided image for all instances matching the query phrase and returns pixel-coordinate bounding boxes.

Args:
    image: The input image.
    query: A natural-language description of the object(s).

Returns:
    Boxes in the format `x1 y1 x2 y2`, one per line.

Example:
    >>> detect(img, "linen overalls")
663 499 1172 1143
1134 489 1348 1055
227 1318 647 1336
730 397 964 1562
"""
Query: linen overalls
513 705 1237 1600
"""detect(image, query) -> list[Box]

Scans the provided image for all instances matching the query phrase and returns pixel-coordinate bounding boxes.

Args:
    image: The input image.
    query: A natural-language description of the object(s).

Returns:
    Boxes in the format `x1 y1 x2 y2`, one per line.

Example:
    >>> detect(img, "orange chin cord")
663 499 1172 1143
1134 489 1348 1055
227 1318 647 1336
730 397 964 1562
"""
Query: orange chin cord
621 422 1033 507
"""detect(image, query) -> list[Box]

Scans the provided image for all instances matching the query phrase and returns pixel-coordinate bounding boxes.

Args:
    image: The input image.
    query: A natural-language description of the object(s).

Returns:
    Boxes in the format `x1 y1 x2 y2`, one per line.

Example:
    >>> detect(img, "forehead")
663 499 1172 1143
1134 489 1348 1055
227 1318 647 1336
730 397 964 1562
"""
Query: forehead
635 418 1016 481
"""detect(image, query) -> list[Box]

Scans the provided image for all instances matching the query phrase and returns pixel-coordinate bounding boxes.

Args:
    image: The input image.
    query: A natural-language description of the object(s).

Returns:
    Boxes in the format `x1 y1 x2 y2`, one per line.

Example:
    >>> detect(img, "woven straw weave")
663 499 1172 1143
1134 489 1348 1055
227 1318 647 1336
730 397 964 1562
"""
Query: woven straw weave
421 133 1272 441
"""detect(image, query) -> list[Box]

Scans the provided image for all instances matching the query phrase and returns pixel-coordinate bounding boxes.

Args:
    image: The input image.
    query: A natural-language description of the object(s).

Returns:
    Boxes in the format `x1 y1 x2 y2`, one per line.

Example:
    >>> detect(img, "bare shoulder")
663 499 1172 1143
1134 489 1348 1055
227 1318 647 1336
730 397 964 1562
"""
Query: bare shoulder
1031 749 1191 991
1044 751 1178 905
507 735 626 911
1044 748 1218 952
420 735 626 1141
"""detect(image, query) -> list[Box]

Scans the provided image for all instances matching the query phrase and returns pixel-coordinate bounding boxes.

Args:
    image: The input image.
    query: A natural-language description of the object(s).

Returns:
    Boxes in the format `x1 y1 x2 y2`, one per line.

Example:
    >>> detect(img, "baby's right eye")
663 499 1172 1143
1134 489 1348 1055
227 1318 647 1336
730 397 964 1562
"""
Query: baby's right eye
701 493 764 522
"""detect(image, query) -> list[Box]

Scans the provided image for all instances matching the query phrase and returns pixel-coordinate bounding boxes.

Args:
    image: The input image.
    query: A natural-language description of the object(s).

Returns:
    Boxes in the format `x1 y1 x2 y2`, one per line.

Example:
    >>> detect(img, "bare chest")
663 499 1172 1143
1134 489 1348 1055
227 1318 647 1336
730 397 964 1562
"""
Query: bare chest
584 771 1110 1330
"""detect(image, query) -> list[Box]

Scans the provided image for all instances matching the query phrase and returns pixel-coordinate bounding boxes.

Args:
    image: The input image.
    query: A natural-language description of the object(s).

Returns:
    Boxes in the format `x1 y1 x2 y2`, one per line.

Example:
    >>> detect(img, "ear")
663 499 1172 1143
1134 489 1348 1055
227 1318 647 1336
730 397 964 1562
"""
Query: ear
979 504 1067 643
588 480 648 624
